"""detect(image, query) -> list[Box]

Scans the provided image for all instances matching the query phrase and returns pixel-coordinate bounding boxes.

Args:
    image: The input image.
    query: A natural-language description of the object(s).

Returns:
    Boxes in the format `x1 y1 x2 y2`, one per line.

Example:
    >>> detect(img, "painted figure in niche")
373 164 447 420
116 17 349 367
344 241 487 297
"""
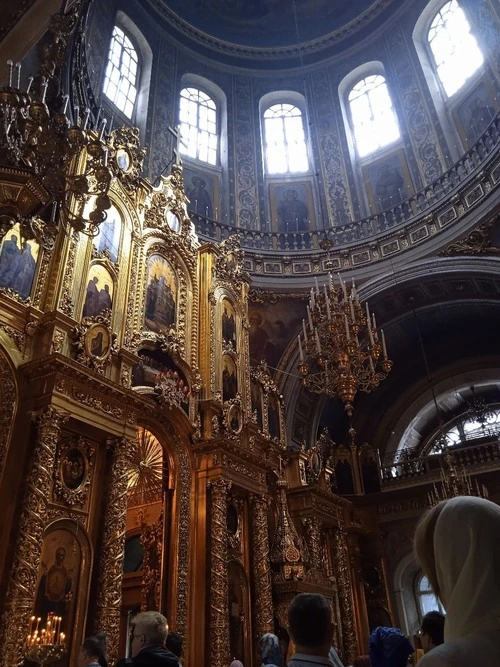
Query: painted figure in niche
268 397 280 439
0 225 39 299
375 163 404 211
222 355 237 402
248 311 273 367
222 300 237 350
277 189 309 232
144 255 177 333
467 96 495 140
93 204 121 263
251 382 263 428
82 265 114 318
187 175 212 217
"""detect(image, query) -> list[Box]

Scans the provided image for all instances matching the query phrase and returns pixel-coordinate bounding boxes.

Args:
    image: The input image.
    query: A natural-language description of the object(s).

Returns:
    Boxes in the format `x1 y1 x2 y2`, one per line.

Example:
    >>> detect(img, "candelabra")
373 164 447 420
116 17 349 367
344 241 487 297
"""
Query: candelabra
25 613 66 666
154 369 191 408
0 2 114 249
297 274 392 415
427 444 489 506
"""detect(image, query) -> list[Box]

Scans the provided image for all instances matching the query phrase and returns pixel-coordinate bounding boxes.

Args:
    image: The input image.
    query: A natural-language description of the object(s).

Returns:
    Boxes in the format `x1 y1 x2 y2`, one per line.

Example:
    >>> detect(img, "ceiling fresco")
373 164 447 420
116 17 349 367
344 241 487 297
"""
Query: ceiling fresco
155 0 390 48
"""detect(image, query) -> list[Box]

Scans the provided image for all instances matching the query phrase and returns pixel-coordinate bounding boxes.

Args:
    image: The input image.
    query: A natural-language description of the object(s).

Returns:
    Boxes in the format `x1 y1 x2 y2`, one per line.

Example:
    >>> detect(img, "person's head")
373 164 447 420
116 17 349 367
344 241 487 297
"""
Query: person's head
165 631 183 658
259 632 281 665
420 611 445 652
288 593 334 656
130 611 168 656
369 627 413 667
229 661 244 667
414 496 500 642
78 633 107 667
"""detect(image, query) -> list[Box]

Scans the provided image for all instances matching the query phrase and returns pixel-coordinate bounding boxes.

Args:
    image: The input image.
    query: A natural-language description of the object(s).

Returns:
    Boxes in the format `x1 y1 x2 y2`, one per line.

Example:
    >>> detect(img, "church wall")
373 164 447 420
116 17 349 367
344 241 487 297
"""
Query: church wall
82 0 499 230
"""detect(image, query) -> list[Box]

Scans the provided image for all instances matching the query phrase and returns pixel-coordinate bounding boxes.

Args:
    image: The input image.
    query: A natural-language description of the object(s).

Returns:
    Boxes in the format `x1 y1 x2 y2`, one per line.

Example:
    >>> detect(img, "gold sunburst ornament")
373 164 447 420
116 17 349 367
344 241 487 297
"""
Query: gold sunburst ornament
128 428 164 505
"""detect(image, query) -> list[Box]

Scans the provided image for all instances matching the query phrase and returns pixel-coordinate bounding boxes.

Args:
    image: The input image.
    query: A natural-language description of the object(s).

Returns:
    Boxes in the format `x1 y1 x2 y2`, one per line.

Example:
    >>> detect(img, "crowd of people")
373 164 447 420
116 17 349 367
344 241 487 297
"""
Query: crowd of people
78 496 500 667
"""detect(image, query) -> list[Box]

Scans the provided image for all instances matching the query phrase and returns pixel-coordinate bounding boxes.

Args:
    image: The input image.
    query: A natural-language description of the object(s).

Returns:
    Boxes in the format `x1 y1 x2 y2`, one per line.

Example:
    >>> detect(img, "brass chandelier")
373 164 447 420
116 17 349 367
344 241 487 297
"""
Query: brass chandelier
297 274 392 415
427 443 488 506
0 2 113 249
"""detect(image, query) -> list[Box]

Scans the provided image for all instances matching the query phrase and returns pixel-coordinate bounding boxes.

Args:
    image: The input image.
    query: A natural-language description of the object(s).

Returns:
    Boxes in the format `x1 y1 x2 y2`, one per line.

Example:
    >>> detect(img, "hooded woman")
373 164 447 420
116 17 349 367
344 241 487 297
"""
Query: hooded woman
368 627 414 667
414 495 500 666
259 633 282 667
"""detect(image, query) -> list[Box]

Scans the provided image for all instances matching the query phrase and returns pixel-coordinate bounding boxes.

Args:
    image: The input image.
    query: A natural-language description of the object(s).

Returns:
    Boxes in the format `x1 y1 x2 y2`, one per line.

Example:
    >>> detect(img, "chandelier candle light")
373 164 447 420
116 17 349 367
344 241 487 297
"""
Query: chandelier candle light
25 612 66 666
297 273 392 415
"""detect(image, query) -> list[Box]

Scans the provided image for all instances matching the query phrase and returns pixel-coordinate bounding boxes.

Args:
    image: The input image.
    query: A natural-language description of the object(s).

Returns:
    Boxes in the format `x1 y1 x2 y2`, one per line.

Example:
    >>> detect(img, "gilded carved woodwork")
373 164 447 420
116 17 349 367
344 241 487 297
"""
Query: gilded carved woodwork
95 436 137 665
270 479 305 581
0 350 16 482
0 406 68 667
250 494 273 636
333 514 358 664
141 511 163 611
440 221 500 256
53 436 94 508
208 477 231 667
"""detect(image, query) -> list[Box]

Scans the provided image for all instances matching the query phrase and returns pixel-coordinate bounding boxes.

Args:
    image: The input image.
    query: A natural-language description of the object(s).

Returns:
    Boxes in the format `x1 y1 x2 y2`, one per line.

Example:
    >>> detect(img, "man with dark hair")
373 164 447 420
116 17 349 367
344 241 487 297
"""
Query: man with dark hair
420 611 445 653
287 593 336 666
165 631 183 663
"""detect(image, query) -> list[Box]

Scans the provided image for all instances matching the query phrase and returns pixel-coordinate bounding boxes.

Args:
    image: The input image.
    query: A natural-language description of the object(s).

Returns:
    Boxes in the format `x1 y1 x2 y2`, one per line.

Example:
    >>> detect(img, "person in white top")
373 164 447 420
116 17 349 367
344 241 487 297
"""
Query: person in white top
414 495 500 667
287 592 336 667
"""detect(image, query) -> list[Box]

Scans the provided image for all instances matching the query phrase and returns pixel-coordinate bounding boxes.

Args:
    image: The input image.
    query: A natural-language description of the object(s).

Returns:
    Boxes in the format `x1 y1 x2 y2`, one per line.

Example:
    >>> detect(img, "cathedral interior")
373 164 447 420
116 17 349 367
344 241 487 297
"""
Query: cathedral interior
0 0 499 665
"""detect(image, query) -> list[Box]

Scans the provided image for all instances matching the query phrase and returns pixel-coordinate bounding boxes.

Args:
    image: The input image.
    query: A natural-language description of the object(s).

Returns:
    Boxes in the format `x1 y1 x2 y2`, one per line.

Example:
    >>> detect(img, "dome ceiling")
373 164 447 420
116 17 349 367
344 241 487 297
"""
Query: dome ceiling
146 0 398 63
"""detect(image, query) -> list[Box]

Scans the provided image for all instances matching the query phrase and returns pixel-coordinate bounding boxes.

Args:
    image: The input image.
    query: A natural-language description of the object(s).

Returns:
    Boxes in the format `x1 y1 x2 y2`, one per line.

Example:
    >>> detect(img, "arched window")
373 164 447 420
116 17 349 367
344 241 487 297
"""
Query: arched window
348 75 400 158
103 26 138 119
414 573 445 618
428 0 484 97
263 103 308 174
179 87 218 165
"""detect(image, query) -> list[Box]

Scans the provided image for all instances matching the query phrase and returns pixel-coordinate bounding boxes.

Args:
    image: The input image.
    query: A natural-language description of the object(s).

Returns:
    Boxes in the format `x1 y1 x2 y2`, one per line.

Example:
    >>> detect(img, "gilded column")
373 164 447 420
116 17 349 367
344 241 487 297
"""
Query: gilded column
0 407 67 667
333 516 358 664
94 437 136 665
209 478 230 667
250 494 273 637
303 517 323 572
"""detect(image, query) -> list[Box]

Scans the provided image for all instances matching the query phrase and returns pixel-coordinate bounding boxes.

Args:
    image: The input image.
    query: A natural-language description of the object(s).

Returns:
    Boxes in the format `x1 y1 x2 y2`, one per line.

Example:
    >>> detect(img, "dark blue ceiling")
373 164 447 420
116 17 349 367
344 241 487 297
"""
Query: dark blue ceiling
160 0 381 48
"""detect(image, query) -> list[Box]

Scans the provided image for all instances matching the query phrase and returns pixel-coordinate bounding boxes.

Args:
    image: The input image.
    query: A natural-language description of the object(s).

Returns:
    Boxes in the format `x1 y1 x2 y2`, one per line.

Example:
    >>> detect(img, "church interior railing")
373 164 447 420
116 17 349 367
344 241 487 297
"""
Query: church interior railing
192 114 500 253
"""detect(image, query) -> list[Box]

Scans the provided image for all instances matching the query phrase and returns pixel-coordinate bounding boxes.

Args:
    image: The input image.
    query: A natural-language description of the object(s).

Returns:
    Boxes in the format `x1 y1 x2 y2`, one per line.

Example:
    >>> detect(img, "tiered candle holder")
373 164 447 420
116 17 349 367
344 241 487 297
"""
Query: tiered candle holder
24 643 67 667
25 614 66 666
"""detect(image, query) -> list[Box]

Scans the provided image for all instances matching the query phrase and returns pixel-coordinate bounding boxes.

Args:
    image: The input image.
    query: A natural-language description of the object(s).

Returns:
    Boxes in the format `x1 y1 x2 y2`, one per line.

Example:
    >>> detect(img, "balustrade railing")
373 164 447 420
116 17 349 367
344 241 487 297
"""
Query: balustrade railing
191 114 500 252
380 439 500 485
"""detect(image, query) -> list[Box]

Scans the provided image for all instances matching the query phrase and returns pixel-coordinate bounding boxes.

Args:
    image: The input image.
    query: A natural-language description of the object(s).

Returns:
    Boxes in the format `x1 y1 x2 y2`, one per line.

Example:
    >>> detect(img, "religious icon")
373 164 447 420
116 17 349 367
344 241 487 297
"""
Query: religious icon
0 223 40 299
309 449 322 478
144 254 177 333
227 403 242 434
221 299 237 350
222 355 237 402
93 204 122 263
251 381 263 428
82 264 114 318
268 395 280 439
84 323 111 361
186 174 212 217
166 210 180 232
34 528 81 633
277 188 309 232
375 162 404 211
61 448 86 490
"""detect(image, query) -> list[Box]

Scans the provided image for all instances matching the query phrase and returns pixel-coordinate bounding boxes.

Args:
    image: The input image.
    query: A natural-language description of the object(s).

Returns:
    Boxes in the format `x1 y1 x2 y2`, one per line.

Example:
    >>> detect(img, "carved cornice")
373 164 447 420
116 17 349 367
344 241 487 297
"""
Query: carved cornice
440 220 500 257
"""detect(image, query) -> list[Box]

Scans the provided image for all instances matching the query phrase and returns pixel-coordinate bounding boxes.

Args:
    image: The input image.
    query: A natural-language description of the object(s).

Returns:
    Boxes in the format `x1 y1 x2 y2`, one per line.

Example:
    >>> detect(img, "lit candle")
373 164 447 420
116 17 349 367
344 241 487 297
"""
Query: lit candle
344 313 350 341
381 329 387 358
298 335 303 361
307 305 313 329
302 318 308 342
6 59 13 87
15 62 21 89
372 313 377 330
60 632 65 645
315 329 321 354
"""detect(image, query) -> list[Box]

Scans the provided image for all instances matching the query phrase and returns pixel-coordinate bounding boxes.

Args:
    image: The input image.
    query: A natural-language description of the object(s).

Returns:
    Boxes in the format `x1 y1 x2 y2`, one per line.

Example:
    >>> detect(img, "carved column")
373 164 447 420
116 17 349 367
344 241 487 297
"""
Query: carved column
333 517 358 664
0 407 67 667
209 478 230 667
250 494 273 637
94 437 136 665
303 517 323 572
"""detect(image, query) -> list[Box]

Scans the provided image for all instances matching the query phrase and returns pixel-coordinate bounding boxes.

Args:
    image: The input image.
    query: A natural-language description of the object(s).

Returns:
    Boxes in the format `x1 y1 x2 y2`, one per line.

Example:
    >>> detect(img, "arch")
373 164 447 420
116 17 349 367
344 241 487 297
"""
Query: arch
393 552 421 636
102 12 152 137
38 518 93 662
